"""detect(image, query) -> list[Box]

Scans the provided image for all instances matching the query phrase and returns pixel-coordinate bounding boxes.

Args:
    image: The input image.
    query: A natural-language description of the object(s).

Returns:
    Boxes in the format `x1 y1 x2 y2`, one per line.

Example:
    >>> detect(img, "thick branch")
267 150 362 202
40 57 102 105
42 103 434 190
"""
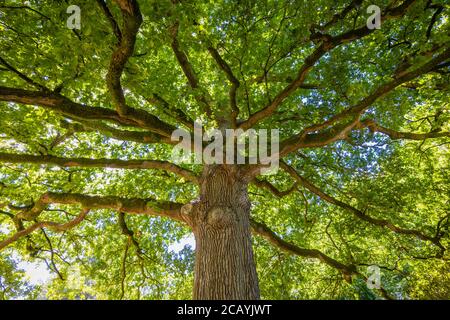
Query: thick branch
96 0 122 42
318 0 363 31
281 162 445 253
240 44 326 130
118 212 142 253
96 1 178 136
106 0 142 116
0 152 199 184
71 120 174 144
0 86 135 126
14 192 184 223
1 192 186 251
0 86 176 138
170 23 199 89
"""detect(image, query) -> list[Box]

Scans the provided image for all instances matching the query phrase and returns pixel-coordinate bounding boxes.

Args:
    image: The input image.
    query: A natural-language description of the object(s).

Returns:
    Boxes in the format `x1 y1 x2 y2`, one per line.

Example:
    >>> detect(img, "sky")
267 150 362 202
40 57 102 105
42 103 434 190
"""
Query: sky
18 234 196 288
18 260 51 286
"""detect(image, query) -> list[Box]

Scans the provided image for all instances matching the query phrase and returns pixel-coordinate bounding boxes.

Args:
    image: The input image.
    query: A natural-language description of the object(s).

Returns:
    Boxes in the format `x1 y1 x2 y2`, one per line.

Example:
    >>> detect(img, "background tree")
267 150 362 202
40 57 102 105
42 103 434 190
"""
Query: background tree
0 0 449 300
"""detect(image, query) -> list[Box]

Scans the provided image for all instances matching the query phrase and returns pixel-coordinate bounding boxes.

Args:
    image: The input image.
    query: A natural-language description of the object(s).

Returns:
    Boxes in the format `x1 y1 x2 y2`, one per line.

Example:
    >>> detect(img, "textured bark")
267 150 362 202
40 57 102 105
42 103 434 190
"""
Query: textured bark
187 165 260 300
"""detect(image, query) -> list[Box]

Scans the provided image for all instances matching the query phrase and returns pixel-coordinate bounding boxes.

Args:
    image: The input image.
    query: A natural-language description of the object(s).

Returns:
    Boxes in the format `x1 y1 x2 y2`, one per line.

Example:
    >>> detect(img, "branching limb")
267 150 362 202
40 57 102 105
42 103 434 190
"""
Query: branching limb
96 0 122 42
106 0 142 116
250 218 394 299
145 93 194 130
0 86 177 138
358 119 450 140
0 209 89 251
252 179 298 198
169 22 213 117
207 45 240 126
0 56 48 91
239 0 418 130
280 161 446 254
118 212 142 254
0 86 136 126
0 192 187 253
425 1 444 39
279 47 450 155
96 1 178 136
40 229 65 280
11 192 184 223
239 44 326 130
0 152 200 184
2 2 175 138
60 120 174 145
119 237 129 300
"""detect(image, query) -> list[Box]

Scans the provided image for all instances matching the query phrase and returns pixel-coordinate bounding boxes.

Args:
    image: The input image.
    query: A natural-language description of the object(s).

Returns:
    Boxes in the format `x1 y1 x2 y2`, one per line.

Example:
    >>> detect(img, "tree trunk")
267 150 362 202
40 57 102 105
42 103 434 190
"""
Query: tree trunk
187 164 260 300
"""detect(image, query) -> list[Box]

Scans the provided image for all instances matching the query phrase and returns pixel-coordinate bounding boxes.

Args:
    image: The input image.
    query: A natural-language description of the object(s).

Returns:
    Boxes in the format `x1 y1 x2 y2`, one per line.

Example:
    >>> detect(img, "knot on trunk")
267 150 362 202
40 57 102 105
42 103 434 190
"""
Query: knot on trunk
206 206 236 228
181 203 193 216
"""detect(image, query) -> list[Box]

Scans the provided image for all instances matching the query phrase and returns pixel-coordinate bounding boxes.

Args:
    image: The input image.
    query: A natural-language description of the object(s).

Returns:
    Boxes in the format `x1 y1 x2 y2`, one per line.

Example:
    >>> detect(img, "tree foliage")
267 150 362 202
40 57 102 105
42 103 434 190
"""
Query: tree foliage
0 0 449 299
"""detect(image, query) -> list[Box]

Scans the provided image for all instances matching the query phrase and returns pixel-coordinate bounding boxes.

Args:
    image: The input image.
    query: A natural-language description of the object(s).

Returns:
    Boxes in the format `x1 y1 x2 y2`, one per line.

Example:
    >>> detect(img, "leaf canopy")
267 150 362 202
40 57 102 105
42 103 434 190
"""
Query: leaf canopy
0 0 449 299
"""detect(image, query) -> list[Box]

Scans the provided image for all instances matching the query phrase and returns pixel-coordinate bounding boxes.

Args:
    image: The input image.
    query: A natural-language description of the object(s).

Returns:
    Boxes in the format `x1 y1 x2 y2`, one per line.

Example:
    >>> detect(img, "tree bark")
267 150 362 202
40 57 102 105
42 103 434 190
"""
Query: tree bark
187 164 260 300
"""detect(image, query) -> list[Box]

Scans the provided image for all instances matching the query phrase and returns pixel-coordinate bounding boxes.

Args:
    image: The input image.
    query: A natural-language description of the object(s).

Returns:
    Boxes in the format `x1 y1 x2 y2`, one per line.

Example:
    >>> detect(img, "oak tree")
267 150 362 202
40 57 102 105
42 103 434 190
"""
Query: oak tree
0 0 449 299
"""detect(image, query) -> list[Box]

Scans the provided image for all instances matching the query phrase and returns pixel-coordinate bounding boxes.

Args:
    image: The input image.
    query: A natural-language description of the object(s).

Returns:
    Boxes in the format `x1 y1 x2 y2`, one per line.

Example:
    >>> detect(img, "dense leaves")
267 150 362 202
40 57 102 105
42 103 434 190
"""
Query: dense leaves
0 0 449 299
